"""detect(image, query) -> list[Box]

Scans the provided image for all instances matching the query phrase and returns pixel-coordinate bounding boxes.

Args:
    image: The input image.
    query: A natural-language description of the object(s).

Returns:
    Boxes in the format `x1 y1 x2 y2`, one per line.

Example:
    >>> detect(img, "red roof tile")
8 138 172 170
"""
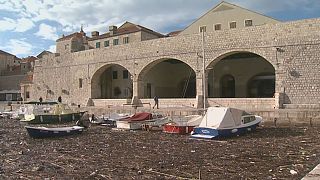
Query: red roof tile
89 22 164 41
21 56 37 63
56 32 86 42
166 30 182 37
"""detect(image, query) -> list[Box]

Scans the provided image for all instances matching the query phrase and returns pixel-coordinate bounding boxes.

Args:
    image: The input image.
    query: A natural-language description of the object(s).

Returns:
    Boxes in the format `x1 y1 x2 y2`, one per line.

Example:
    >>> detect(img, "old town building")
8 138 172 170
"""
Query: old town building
31 1 320 110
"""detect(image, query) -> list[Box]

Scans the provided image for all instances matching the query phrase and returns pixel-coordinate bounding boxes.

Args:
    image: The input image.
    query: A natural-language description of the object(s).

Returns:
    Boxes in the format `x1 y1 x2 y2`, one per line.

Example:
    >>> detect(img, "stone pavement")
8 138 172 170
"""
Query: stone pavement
302 164 320 180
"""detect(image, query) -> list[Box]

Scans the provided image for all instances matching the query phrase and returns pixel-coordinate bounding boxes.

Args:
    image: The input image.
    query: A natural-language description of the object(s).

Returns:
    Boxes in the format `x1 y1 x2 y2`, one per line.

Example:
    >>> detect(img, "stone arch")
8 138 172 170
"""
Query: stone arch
138 58 196 98
91 63 133 99
206 50 274 69
207 51 275 98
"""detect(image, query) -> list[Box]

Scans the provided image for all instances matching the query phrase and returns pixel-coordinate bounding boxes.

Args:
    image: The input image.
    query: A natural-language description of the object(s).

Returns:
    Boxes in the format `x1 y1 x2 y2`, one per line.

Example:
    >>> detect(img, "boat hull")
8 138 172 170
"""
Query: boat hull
116 120 144 130
21 112 86 124
163 124 195 135
191 122 260 139
116 117 168 130
25 126 84 138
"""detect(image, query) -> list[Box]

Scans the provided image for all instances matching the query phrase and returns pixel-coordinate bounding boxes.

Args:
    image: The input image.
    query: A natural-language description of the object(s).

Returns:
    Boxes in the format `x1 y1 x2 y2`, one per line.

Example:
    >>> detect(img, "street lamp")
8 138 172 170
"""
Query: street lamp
201 30 206 110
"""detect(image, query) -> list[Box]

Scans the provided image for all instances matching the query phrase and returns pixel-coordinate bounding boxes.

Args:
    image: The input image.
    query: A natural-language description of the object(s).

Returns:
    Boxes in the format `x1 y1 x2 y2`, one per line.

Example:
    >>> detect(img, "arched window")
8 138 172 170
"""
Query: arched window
220 75 235 98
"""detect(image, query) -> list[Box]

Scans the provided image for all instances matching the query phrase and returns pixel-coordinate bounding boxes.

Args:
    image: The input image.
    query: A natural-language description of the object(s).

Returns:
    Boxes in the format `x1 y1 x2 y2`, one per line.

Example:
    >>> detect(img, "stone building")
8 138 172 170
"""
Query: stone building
179 1 279 35
0 51 39 102
0 50 23 101
0 50 21 76
31 2 320 110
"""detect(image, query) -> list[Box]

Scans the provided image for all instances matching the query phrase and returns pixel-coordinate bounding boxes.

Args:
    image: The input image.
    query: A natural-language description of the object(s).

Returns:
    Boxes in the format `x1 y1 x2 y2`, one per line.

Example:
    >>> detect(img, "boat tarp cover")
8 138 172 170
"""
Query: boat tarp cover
124 112 152 121
199 107 245 129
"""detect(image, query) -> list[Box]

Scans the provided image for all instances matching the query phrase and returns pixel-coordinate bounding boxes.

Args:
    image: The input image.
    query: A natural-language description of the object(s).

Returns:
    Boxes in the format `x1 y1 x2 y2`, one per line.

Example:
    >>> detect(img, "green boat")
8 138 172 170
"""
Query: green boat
20 102 85 124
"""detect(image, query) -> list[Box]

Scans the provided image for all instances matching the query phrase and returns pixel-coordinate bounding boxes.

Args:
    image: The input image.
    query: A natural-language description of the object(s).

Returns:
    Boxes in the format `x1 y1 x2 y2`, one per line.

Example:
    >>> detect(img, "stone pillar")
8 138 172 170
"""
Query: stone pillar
131 77 143 105
195 72 203 109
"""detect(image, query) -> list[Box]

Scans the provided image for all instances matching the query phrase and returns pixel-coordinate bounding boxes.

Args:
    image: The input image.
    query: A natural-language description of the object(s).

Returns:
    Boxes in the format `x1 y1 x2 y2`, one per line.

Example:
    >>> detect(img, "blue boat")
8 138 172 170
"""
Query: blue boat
25 125 84 138
191 107 262 139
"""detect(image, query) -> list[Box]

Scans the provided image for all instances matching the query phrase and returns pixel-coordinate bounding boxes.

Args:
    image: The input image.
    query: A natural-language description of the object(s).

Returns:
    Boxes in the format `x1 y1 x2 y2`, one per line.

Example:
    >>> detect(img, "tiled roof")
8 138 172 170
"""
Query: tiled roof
21 56 37 63
166 30 182 37
56 32 87 42
89 22 164 41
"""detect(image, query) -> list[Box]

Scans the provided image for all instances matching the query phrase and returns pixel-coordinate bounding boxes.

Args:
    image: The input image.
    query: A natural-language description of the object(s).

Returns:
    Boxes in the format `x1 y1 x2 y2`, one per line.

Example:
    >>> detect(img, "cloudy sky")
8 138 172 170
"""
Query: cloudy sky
0 0 320 58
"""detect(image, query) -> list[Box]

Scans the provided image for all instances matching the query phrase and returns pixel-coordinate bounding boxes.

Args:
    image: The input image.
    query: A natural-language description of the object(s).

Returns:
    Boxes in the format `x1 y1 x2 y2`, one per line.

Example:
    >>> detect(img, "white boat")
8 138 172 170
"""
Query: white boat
91 113 130 126
171 115 203 126
191 107 262 139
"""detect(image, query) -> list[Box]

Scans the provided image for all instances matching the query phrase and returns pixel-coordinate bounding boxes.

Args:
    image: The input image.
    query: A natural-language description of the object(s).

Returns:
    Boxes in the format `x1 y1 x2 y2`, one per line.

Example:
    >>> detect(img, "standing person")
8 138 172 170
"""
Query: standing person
58 96 62 103
153 96 159 109
39 97 43 102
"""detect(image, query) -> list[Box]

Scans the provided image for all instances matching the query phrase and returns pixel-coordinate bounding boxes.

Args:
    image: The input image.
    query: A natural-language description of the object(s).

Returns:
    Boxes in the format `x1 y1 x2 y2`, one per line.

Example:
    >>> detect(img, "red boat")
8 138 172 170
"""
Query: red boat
163 122 195 135
162 115 203 134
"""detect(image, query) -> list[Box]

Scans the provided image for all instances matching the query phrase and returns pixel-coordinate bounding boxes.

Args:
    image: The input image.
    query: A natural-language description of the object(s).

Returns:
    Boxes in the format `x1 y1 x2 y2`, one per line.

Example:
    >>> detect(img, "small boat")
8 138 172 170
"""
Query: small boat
91 113 130 127
163 123 195 134
0 111 14 119
116 112 167 130
20 102 86 124
25 125 84 138
191 107 262 139
162 115 202 134
141 113 170 131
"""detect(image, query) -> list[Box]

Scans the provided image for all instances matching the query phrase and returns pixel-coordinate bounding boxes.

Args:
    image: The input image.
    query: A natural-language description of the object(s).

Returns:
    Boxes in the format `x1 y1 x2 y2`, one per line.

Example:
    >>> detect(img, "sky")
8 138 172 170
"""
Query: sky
0 0 320 58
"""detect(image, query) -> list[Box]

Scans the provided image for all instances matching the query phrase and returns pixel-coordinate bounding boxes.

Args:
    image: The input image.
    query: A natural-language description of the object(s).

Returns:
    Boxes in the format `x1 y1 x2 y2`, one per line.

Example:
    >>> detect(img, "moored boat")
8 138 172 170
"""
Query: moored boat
20 102 85 124
116 112 167 130
163 123 195 134
25 125 84 138
162 115 202 134
91 113 130 127
191 107 262 139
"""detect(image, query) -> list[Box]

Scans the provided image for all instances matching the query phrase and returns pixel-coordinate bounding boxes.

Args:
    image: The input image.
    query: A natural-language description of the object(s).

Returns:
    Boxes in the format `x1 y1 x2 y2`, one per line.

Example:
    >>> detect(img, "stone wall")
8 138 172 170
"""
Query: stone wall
32 18 320 109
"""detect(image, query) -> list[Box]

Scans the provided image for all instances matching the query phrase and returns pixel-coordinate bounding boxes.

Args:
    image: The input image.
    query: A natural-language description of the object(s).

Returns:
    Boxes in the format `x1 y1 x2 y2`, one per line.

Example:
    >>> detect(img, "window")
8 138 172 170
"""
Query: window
113 39 119 45
79 78 83 88
65 44 69 50
26 91 30 98
123 37 129 44
96 42 101 48
214 24 221 31
199 26 206 33
230 21 237 29
104 40 109 47
245 19 253 27
112 71 118 79
123 70 128 79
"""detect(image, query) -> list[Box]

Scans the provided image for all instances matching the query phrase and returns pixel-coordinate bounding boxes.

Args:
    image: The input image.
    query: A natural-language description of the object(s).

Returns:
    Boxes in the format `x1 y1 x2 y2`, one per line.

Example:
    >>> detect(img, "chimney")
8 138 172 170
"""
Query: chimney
91 31 99 37
109 25 117 36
